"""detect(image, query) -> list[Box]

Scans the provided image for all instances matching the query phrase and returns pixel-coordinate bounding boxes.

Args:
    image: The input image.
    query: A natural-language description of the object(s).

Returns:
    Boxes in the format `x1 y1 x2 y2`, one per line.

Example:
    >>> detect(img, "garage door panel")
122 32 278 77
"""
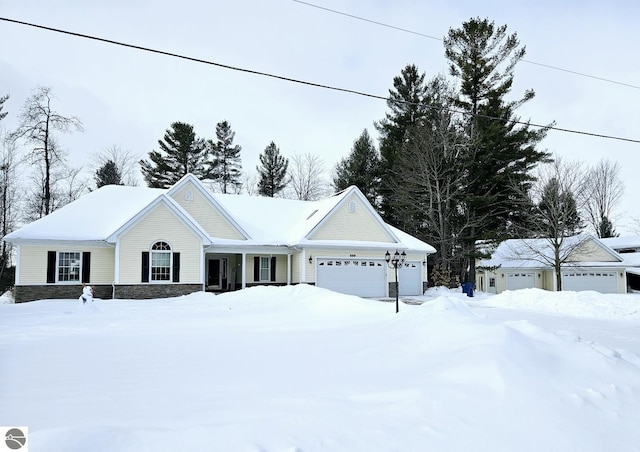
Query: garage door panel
316 258 386 297
562 271 618 293
506 272 535 291
399 262 422 296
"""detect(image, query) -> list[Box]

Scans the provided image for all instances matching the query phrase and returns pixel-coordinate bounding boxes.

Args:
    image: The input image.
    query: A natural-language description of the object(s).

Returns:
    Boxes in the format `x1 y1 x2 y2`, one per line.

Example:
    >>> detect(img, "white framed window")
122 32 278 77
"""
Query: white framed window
151 241 172 281
489 277 496 288
259 256 270 281
58 251 81 282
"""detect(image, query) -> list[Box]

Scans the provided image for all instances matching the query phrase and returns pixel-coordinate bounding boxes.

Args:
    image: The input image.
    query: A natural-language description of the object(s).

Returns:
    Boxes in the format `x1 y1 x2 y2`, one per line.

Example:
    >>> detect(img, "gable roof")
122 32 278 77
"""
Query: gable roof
106 194 212 245
4 176 435 253
479 235 623 269
167 174 250 240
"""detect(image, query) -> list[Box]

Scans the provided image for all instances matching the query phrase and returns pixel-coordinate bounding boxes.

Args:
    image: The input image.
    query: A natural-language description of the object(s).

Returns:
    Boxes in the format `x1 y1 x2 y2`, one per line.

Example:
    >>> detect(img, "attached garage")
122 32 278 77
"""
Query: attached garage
316 258 386 297
399 262 423 296
561 270 618 293
506 272 535 291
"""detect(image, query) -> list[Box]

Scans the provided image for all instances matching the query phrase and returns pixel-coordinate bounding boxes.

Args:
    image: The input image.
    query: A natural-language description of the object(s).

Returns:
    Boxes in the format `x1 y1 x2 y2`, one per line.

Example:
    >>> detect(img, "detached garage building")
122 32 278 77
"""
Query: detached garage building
476 235 628 294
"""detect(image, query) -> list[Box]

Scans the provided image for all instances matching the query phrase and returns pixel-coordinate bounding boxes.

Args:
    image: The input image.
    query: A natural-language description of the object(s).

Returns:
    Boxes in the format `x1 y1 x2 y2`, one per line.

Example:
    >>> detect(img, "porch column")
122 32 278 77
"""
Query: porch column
301 249 306 283
241 252 247 289
287 253 291 285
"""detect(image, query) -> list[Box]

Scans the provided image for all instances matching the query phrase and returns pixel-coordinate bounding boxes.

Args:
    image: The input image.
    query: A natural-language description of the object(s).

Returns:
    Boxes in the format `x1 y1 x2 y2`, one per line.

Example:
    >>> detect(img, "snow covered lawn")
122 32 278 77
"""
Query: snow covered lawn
1 285 639 451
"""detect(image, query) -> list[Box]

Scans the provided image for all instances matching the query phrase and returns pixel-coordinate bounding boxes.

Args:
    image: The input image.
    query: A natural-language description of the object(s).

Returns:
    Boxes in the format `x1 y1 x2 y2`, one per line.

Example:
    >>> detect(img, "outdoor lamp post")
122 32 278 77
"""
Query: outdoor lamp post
385 249 406 313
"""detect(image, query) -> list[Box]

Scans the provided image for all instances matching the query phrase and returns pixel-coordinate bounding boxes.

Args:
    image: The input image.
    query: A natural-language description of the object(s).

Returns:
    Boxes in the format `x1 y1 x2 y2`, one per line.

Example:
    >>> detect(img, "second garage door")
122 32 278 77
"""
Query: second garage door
399 262 423 296
316 258 386 297
561 270 618 293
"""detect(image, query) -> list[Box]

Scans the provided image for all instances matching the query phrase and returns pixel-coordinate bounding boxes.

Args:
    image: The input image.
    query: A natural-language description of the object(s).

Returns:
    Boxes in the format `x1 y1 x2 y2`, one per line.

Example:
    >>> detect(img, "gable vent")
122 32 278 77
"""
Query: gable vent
348 200 357 213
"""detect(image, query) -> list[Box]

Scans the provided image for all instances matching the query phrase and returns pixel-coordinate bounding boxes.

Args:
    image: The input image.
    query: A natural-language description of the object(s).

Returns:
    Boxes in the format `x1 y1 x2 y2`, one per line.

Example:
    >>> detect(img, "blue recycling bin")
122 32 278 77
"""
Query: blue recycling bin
461 283 474 297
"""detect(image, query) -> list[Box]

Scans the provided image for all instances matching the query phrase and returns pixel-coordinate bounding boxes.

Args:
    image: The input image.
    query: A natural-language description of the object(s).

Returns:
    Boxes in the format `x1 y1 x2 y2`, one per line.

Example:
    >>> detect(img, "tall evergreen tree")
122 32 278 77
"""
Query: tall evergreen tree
333 129 380 205
444 18 551 283
95 159 123 188
375 64 429 223
140 121 206 188
205 120 243 193
257 141 288 197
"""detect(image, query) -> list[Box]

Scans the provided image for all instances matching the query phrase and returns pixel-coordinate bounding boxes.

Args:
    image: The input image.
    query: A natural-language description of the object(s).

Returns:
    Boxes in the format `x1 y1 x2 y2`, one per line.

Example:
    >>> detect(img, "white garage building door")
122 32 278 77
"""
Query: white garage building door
399 262 423 296
506 272 535 290
561 271 618 293
316 258 386 297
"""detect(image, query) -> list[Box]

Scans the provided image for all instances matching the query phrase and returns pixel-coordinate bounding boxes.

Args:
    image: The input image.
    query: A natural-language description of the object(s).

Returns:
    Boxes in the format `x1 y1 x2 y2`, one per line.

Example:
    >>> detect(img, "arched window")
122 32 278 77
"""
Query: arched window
151 241 172 281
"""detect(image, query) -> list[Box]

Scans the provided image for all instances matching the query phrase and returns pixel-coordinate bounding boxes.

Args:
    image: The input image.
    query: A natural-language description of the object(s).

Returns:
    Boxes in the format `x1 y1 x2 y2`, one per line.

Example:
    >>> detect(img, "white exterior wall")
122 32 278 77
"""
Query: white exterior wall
309 194 394 242
118 203 203 284
571 241 620 262
170 181 244 240
17 244 115 285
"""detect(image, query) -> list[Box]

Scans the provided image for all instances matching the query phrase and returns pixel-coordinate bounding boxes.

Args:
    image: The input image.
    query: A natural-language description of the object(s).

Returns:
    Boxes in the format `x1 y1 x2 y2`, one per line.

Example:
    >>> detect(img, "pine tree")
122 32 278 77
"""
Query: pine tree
375 64 429 223
140 122 206 188
95 159 123 188
444 18 551 283
257 142 288 197
333 129 380 206
205 120 243 193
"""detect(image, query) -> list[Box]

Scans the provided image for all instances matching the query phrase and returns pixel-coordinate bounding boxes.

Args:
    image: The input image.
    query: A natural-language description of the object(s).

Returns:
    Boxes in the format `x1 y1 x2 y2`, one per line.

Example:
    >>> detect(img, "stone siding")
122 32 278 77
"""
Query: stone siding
14 284 203 303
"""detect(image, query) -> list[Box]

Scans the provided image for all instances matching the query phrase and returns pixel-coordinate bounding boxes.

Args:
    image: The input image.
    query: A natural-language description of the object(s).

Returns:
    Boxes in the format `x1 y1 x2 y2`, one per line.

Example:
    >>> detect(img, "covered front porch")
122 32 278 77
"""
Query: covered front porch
203 248 293 292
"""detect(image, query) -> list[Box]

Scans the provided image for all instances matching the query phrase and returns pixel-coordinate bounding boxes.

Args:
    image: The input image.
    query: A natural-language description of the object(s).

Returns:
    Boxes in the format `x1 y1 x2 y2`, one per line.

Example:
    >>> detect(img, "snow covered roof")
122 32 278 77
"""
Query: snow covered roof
4 185 165 242
600 235 640 250
478 235 624 270
4 176 435 253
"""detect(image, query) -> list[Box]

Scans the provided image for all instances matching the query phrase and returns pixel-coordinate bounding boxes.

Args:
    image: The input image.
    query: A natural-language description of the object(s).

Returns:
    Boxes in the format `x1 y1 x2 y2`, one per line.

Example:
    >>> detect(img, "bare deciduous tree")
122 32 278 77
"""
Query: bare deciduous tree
0 129 20 285
287 153 329 201
582 158 623 238
508 157 589 290
12 86 83 217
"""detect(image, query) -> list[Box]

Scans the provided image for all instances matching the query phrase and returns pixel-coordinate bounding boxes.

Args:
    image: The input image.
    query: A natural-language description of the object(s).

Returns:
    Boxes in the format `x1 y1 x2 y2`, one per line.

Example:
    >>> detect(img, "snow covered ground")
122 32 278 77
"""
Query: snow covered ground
1 285 639 451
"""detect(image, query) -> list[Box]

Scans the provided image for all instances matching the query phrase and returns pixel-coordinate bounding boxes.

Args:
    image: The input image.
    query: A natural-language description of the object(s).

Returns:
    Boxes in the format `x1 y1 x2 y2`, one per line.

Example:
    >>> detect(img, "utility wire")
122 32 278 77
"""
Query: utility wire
1 16 639 144
292 0 640 91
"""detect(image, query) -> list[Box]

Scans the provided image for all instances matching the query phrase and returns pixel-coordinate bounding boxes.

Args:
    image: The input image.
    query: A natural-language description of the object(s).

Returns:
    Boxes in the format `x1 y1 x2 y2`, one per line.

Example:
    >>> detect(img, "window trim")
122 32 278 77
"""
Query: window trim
150 241 173 283
259 256 271 282
56 251 82 284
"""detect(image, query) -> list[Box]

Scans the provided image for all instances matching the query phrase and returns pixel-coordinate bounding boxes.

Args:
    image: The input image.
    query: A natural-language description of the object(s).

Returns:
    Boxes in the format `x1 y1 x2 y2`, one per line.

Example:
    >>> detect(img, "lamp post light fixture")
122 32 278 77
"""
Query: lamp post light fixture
385 249 406 313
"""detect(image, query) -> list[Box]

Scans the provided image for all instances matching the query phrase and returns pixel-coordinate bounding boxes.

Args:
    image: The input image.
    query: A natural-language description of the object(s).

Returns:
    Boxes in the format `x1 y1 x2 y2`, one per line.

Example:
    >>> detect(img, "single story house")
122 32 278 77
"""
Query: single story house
600 236 640 292
476 235 631 294
4 174 435 302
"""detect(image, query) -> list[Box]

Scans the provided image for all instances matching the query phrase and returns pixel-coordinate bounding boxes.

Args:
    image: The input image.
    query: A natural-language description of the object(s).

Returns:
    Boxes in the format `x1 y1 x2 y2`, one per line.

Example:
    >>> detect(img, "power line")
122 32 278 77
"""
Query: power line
292 0 640 91
1 16 639 144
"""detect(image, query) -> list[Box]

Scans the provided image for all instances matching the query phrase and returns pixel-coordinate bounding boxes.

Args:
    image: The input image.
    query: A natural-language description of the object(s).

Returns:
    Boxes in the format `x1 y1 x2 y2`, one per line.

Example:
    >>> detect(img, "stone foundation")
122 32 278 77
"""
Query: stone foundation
14 284 204 303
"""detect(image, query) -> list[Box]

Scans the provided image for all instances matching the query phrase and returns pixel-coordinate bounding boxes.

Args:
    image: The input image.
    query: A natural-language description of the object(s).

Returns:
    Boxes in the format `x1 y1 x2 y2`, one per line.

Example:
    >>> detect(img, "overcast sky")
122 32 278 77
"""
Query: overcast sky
1 0 639 232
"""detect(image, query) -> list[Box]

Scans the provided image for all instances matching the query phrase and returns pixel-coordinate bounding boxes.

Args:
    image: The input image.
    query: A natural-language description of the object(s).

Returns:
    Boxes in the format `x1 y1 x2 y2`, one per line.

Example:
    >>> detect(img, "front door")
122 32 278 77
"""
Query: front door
208 258 228 290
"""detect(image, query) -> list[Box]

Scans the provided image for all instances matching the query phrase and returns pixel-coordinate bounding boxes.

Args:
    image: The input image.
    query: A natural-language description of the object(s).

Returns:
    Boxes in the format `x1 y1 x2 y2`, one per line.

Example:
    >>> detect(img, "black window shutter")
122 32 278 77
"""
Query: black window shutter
270 256 276 282
254 256 259 282
141 252 149 283
172 252 180 283
46 251 56 283
81 252 91 284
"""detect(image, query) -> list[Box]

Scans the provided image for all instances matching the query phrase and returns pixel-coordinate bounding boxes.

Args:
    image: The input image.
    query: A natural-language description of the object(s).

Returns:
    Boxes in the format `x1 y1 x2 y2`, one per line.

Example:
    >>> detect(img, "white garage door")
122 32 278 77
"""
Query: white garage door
506 272 535 290
561 271 618 293
316 258 386 297
399 262 423 296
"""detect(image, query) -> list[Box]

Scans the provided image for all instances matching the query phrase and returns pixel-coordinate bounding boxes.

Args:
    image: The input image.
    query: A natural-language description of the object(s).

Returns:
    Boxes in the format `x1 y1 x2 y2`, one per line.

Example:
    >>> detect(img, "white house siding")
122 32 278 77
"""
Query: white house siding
170 181 245 240
118 203 203 284
17 244 115 285
309 194 395 242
